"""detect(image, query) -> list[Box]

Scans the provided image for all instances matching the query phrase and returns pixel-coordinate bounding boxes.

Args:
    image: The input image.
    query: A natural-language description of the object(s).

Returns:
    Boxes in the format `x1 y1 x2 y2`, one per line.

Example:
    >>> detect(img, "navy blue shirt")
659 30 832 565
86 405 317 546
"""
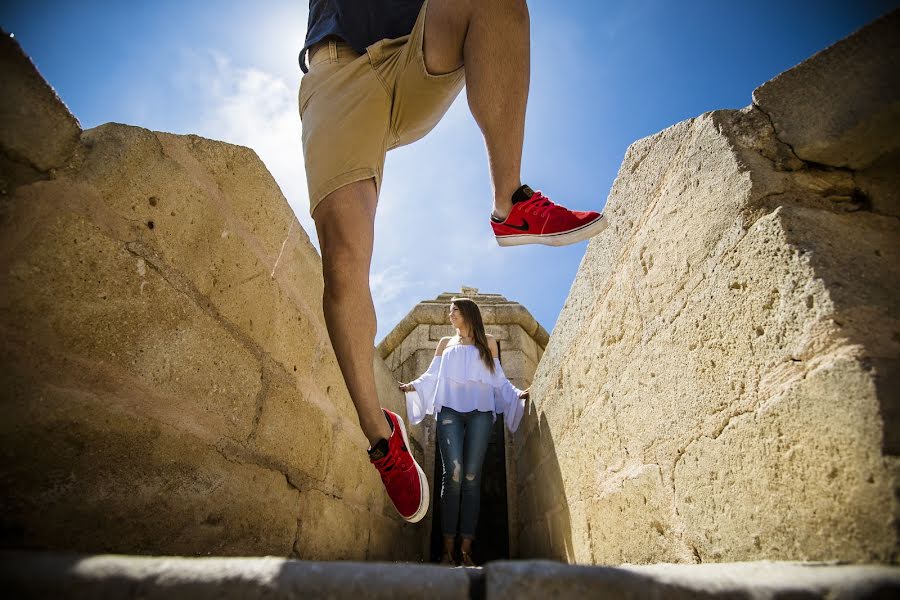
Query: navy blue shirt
300 0 425 72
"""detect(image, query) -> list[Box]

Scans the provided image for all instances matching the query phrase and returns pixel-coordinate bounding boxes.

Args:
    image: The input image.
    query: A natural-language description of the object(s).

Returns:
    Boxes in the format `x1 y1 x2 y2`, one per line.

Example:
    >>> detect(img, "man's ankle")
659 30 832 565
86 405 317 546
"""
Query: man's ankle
492 201 512 222
362 410 392 447
493 182 529 221
367 437 389 459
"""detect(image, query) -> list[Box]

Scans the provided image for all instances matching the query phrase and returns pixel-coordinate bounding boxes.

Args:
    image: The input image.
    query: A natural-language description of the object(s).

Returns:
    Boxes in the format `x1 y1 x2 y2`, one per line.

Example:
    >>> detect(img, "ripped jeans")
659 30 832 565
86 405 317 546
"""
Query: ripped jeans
436 407 494 538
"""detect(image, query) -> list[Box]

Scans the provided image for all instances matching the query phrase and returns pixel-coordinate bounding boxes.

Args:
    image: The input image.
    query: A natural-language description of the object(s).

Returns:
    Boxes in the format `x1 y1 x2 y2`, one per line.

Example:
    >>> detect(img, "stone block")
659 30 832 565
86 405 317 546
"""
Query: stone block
753 10 900 169
0 380 298 556
485 560 900 600
73 127 330 387
430 324 455 340
1 190 262 442
517 523 552 559
250 375 334 484
587 464 687 565
524 16 899 563
675 356 894 563
507 324 541 363
0 31 80 181
367 514 423 562
1 45 411 559
0 552 475 599
374 353 406 417
498 349 536 382
485 324 510 340
856 148 900 217
293 490 370 561
327 427 380 509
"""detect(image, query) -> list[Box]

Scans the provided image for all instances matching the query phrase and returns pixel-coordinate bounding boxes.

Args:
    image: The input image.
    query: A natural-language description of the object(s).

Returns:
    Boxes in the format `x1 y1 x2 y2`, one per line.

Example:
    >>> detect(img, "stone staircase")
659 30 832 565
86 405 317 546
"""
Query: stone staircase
3 552 900 599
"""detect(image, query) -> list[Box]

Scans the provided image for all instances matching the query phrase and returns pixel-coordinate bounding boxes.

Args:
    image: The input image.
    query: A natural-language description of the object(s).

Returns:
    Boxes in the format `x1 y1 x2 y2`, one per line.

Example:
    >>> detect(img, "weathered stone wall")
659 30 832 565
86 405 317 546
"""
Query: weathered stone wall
522 11 899 564
0 33 418 559
379 289 548 558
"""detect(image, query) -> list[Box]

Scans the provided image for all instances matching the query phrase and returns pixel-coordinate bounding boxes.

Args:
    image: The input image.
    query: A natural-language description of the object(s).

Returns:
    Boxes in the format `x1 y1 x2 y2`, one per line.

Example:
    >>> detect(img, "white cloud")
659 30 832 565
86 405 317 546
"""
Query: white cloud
176 49 316 247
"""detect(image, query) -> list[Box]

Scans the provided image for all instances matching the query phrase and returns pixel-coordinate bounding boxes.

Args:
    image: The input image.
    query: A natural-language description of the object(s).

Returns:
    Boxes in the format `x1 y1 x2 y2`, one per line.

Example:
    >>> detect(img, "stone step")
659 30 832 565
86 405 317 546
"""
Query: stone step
2 552 898 599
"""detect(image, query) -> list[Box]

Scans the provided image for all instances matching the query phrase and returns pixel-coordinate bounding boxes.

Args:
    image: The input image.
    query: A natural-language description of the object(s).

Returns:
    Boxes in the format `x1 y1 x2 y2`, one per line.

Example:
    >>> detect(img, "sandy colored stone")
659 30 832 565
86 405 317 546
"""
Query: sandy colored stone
3 552 898 599
524 12 899 565
0 31 80 185
293 490 371 561
1 42 412 559
367 513 426 562
486 560 900 600
0 552 474 600
856 148 900 218
250 372 334 484
1 193 262 442
675 356 893 562
0 379 299 556
753 10 900 169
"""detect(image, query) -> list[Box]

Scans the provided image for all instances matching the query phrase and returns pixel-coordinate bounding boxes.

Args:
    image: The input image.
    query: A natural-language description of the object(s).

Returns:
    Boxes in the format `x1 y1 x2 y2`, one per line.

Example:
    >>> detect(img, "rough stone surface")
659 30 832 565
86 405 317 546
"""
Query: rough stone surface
0 31 81 190
523 15 899 565
486 560 900 600
753 9 900 169
3 553 899 599
0 552 475 600
0 41 413 559
379 288 547 559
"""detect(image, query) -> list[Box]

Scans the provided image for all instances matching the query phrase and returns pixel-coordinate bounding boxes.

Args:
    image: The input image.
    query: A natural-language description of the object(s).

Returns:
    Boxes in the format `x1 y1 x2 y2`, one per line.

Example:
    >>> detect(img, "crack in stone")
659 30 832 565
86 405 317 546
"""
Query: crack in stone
0 145 52 194
124 240 286 443
270 220 293 279
746 104 900 218
751 101 805 166
215 436 351 507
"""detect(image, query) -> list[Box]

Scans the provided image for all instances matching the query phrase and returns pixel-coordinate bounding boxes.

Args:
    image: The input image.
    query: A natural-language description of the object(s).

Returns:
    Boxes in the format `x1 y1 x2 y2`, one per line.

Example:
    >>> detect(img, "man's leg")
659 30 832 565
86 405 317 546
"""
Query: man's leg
313 178 391 447
423 0 530 220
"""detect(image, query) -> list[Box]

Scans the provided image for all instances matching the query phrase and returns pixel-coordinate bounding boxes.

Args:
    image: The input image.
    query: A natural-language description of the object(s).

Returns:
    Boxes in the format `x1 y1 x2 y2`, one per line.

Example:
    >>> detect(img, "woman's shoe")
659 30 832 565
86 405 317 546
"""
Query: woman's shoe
460 550 476 567
440 551 456 566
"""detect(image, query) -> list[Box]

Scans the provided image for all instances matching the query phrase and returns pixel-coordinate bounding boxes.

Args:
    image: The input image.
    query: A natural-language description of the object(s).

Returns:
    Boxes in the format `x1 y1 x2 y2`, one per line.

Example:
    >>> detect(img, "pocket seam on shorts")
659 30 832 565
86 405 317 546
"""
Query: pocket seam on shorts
299 90 316 119
299 75 318 120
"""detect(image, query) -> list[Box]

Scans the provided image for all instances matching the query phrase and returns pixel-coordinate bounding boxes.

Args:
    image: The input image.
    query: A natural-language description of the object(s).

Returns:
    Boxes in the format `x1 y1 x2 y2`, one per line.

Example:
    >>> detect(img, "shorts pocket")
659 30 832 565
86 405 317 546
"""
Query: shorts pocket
299 76 316 120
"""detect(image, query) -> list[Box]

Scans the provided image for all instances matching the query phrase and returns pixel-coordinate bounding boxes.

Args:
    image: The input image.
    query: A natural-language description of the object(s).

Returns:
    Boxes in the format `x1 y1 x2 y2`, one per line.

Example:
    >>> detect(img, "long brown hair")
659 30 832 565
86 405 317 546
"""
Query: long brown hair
451 297 495 373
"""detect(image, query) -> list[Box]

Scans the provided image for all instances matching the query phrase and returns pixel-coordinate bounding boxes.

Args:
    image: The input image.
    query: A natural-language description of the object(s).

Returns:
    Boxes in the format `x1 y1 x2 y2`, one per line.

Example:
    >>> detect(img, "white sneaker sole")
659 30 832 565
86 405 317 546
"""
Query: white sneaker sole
393 412 429 524
496 214 608 247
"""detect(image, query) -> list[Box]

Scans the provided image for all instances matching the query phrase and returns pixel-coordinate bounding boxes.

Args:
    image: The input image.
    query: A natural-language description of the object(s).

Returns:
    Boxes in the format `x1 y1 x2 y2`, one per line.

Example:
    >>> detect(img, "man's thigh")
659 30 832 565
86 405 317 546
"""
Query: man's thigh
301 51 390 217
374 0 466 148
422 0 472 75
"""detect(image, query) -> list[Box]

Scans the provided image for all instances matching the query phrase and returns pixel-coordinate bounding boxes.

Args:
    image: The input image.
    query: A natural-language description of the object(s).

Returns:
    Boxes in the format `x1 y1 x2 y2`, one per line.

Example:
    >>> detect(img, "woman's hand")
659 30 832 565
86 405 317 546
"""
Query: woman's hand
398 382 415 393
518 388 530 401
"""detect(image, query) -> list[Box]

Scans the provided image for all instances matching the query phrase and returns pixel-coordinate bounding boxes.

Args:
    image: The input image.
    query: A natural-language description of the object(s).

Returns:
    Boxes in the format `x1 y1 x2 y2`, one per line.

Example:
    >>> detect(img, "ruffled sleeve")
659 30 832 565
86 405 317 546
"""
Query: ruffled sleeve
405 356 441 425
491 358 526 432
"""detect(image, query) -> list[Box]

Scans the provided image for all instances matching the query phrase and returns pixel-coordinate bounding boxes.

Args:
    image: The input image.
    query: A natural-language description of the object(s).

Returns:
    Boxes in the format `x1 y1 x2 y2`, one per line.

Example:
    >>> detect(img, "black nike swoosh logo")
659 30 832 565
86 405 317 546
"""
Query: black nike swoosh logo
505 219 529 231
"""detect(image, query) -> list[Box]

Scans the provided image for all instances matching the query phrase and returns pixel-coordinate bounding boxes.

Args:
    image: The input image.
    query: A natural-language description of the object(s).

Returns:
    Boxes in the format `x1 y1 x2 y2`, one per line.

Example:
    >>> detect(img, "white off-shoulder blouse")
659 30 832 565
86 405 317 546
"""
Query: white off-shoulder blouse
405 343 526 433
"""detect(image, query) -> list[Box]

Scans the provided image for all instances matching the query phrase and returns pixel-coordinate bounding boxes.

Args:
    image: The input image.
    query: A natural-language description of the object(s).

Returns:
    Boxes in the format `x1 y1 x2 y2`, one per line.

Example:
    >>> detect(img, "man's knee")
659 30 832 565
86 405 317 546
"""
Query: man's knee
313 179 377 281
320 240 367 276
313 179 377 236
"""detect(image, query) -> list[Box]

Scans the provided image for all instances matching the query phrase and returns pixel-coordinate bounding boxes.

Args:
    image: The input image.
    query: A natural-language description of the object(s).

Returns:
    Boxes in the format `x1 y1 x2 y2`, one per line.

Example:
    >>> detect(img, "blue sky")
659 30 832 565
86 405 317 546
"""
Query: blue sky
3 0 895 341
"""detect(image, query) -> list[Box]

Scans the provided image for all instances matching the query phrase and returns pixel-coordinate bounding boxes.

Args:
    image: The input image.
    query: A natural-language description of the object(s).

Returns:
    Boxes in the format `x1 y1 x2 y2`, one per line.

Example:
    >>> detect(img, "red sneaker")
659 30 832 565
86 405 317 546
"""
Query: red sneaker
491 185 608 247
369 409 429 523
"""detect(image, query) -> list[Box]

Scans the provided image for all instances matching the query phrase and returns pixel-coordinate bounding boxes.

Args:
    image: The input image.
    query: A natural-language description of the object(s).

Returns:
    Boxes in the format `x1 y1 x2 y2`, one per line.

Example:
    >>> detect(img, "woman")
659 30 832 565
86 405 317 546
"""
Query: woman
399 297 529 566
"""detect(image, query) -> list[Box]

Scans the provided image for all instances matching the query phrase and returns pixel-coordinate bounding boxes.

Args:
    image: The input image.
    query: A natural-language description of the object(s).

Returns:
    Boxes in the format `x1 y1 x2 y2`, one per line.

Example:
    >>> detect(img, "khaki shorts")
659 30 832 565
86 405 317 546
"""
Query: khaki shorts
299 0 465 216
